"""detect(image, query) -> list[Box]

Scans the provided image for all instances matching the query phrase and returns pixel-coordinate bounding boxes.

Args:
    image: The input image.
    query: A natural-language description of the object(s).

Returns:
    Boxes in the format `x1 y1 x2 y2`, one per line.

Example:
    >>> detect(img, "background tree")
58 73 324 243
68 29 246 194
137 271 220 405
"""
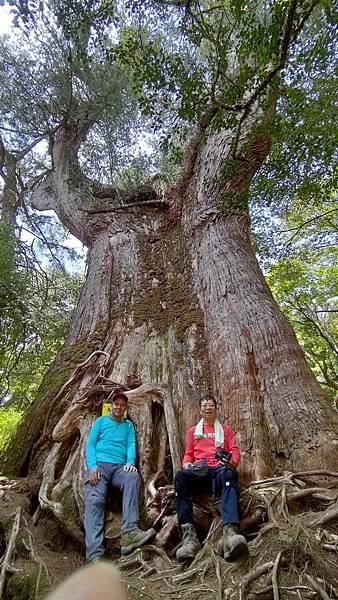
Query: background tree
266 192 338 404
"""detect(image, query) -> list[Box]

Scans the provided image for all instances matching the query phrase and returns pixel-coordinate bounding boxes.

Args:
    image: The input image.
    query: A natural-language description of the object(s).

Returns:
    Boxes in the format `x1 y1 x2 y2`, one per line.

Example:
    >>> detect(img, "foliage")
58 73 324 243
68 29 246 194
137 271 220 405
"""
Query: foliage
103 1 338 219
0 406 22 451
251 14 337 226
267 253 338 405
0 7 152 208
0 222 83 406
266 190 338 403
2 1 336 199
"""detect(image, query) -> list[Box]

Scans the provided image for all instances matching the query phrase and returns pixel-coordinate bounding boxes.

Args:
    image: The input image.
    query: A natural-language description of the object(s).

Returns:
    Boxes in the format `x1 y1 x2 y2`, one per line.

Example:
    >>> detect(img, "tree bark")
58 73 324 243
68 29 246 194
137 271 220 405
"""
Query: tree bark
182 127 338 481
2 103 337 530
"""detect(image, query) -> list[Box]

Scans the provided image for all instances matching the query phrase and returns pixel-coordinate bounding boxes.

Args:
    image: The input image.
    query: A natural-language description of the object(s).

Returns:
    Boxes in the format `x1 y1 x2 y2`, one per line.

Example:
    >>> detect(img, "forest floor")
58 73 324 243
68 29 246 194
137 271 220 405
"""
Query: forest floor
0 477 84 597
1 473 338 600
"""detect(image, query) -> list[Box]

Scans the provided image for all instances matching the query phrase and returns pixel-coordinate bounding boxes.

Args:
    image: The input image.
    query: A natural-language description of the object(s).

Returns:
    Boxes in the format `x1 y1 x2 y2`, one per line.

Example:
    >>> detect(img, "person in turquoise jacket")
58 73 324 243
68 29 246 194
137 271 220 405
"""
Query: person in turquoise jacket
84 390 155 561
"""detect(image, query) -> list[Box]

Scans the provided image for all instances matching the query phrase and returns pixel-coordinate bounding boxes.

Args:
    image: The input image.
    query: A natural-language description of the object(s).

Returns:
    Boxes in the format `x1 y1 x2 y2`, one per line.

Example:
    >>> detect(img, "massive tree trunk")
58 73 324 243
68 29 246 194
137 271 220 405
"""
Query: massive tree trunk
1 94 338 600
2 100 338 547
182 129 338 482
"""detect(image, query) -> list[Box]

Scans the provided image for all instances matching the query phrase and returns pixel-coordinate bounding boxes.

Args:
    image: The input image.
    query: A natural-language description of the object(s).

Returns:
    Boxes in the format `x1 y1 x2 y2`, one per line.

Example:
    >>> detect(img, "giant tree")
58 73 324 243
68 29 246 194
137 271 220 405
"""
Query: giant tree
1 0 338 597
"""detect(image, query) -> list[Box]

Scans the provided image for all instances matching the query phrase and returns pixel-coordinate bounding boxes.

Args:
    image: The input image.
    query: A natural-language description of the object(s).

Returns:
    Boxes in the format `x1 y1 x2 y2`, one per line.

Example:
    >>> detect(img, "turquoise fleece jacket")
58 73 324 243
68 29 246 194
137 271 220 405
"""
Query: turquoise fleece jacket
86 415 136 470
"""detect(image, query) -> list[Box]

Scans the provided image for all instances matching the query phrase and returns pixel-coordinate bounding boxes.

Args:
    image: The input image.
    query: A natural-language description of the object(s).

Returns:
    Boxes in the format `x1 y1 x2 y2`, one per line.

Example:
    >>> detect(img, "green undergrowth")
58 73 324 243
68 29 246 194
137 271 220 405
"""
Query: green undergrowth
4 565 47 600
0 407 22 453
0 326 106 477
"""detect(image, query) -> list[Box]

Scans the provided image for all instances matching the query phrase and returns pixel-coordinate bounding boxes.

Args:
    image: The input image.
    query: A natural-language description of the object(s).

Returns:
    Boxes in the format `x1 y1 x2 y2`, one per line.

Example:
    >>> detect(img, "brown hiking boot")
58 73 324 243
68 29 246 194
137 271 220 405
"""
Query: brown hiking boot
223 524 248 560
121 527 156 555
176 523 201 562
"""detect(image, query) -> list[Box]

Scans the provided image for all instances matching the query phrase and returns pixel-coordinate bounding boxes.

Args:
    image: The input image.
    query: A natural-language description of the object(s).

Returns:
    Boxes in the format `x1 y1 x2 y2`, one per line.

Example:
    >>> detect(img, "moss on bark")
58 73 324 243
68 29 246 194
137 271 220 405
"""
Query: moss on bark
58 489 84 545
133 227 211 390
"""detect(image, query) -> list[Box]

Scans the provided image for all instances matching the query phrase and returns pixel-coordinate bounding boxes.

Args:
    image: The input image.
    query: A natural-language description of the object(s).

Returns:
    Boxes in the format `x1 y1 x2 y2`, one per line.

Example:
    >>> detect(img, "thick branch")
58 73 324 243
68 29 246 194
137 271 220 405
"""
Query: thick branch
14 124 60 161
231 0 298 160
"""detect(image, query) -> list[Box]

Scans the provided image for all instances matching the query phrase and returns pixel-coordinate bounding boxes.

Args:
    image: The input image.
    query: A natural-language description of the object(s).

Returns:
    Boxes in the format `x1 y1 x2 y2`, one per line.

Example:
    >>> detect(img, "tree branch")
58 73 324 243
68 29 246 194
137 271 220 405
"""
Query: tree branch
231 0 299 159
21 201 66 270
304 348 338 391
291 0 321 41
15 133 49 161
289 300 338 355
281 208 338 243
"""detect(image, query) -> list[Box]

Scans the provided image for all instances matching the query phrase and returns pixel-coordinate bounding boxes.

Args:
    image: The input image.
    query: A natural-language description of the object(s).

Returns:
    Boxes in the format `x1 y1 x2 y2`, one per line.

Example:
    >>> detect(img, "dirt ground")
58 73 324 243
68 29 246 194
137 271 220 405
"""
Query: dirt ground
0 478 84 597
1 475 338 600
0 477 179 600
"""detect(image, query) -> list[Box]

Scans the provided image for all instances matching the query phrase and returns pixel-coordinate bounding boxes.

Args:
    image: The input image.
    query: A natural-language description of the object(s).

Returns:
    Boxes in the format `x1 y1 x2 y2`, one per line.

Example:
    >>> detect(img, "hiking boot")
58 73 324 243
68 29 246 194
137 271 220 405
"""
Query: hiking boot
121 527 156 555
176 523 201 562
87 555 103 564
223 524 248 560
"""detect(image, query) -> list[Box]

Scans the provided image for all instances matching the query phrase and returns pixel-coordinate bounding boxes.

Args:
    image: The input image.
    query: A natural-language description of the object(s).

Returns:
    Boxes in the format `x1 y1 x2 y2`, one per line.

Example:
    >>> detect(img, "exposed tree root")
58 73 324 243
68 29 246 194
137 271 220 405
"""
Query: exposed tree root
0 471 338 598
0 507 21 597
21 513 50 591
111 470 338 599
5 347 338 599
305 574 331 600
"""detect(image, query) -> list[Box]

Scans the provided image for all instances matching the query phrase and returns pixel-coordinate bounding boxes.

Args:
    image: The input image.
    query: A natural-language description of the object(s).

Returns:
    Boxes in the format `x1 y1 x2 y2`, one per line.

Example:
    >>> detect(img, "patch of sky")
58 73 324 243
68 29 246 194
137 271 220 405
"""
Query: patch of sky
18 210 86 275
0 4 11 35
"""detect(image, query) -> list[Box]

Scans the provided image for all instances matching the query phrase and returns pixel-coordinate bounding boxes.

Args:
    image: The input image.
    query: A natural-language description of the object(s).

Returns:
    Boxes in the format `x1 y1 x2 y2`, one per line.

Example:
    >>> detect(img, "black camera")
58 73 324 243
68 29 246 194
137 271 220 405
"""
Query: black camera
215 449 232 464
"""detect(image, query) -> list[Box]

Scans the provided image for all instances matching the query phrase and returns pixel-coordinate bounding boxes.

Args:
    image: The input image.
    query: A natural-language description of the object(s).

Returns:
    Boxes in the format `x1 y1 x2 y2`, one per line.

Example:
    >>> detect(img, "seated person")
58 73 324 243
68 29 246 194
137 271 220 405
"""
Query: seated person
174 394 248 561
84 390 155 562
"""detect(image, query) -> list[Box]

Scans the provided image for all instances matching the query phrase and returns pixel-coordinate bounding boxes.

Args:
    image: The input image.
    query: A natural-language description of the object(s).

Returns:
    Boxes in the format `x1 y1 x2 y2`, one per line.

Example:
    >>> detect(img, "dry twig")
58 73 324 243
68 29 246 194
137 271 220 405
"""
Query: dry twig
305 574 331 600
239 560 274 600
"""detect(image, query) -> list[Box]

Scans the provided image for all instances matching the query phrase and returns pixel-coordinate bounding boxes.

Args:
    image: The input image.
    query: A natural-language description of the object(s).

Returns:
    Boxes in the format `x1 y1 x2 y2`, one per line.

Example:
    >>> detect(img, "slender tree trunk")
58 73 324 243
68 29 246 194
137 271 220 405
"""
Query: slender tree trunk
0 152 19 225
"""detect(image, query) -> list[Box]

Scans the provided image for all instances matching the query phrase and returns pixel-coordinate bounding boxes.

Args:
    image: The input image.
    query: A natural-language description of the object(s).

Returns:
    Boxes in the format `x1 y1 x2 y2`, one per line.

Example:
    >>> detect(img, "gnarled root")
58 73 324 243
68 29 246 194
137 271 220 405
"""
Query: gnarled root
0 507 21 597
114 470 338 600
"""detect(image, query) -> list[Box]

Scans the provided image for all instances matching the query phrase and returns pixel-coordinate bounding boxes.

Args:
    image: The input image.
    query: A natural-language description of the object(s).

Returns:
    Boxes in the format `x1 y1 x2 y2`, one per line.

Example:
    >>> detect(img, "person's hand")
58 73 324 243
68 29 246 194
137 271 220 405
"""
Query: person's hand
182 462 192 470
123 463 137 472
45 561 126 600
89 467 100 485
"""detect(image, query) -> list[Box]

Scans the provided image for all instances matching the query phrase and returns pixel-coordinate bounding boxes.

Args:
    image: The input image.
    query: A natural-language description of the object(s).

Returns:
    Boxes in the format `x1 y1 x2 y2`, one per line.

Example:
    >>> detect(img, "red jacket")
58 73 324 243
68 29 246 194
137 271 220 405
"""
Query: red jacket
182 422 240 468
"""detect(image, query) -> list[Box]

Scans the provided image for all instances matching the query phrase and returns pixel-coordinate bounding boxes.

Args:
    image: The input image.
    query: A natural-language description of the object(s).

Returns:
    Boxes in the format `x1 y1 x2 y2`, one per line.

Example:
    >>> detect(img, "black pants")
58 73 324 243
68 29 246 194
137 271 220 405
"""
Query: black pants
174 466 240 526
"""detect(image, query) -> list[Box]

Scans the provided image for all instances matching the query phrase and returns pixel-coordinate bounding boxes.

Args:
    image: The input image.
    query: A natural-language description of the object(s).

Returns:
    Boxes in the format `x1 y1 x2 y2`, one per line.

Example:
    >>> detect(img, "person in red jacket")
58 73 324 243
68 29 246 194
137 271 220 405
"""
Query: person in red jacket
174 394 248 561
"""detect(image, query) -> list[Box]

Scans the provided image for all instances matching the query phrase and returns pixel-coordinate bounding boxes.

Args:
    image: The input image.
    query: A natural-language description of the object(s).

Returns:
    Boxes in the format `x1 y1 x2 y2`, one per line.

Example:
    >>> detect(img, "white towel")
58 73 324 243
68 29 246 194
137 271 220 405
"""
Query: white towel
194 418 224 448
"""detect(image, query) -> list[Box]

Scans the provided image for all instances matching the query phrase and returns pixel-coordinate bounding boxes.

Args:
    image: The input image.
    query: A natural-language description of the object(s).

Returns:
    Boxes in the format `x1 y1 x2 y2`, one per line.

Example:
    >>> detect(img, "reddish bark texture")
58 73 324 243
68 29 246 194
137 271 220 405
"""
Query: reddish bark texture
3 115 338 495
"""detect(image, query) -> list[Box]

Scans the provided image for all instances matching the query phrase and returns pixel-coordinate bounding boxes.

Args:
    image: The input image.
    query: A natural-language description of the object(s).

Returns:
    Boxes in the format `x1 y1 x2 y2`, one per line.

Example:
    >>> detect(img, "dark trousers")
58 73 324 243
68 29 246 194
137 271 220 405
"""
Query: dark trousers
174 466 240 526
